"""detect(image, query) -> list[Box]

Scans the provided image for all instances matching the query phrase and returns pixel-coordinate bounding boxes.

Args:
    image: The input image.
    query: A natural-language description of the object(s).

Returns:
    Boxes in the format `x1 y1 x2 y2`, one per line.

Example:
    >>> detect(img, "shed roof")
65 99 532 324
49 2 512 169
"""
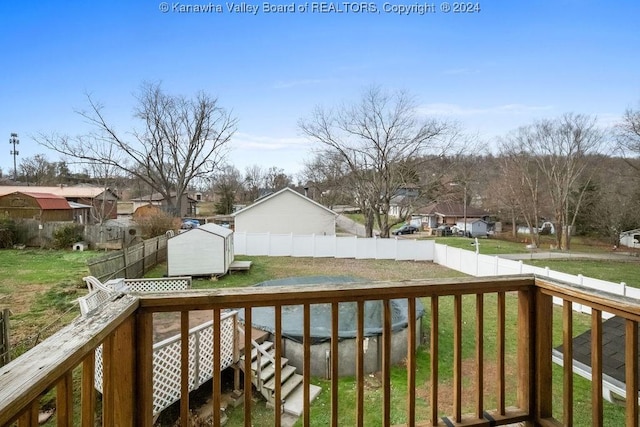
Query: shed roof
620 229 640 236
232 187 336 217
0 185 117 200
174 222 233 238
555 316 640 391
198 222 233 237
68 201 93 209
8 192 71 210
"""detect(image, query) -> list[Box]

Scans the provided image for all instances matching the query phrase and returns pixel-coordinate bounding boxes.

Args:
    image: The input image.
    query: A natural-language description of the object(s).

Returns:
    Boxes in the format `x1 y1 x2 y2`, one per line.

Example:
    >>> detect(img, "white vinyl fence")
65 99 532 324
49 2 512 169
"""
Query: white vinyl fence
431 244 637 318
233 232 434 261
234 232 640 317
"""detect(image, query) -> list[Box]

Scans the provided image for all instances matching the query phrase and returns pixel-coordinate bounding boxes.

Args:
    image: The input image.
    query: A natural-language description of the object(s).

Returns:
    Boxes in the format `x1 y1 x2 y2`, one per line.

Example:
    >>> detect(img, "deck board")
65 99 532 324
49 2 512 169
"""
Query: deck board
229 260 252 271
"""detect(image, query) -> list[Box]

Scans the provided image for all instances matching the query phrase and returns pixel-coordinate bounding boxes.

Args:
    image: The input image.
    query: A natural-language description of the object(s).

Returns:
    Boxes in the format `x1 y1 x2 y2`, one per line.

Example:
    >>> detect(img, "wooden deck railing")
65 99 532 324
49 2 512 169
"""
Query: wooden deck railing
1 274 639 426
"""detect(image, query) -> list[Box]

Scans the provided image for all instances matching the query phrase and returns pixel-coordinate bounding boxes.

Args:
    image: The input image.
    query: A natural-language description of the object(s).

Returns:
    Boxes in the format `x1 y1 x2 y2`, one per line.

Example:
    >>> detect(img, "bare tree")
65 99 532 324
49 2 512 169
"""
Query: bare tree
212 164 243 215
616 105 640 170
515 114 605 250
299 86 455 237
18 154 58 185
498 133 547 246
37 82 237 216
243 164 266 203
301 152 351 208
264 166 292 192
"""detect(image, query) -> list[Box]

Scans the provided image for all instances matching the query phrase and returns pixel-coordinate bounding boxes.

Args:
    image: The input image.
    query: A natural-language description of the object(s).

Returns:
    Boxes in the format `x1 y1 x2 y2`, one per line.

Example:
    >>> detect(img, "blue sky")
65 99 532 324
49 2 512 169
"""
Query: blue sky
1 1 639 178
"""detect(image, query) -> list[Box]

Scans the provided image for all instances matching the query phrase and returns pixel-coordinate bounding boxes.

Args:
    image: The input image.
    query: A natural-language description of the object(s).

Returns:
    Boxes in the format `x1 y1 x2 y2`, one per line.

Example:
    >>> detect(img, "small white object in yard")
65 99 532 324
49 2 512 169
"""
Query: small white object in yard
39 409 55 423
526 244 537 250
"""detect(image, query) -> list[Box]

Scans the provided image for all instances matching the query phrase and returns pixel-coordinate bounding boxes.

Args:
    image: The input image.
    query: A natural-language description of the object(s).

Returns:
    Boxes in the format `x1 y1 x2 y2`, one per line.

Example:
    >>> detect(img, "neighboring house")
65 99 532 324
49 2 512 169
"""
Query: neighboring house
232 187 337 235
619 229 640 249
131 192 198 217
384 185 421 218
116 201 135 219
0 191 73 222
132 204 164 219
554 316 639 404
67 201 93 225
0 185 118 222
453 219 489 238
389 195 413 219
412 201 490 232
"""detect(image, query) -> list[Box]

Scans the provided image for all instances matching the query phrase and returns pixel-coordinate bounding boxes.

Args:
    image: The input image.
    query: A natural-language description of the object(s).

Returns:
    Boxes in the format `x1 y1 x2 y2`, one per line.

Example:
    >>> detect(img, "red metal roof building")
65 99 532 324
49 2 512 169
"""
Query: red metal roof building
0 191 74 222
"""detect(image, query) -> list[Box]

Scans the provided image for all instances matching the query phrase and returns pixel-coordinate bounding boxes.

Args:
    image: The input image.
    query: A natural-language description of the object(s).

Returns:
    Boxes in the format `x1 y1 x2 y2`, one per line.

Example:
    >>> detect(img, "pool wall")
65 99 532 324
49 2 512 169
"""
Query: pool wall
275 318 423 378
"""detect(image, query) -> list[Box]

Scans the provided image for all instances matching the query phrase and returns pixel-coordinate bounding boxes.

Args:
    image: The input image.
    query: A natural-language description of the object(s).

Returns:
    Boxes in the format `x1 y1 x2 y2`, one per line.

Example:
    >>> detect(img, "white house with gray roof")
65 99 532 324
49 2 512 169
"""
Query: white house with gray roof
232 187 336 235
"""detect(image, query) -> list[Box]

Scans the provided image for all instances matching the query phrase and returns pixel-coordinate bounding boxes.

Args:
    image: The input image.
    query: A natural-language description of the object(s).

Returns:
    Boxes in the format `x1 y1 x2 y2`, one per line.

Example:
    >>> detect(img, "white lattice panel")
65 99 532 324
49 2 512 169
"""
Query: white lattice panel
220 316 235 368
153 341 184 414
94 345 103 393
195 322 214 386
124 277 191 293
93 310 236 417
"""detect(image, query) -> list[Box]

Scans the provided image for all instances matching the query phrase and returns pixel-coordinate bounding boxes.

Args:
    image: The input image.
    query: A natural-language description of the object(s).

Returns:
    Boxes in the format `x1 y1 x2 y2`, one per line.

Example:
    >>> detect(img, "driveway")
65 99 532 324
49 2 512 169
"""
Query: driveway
336 214 368 237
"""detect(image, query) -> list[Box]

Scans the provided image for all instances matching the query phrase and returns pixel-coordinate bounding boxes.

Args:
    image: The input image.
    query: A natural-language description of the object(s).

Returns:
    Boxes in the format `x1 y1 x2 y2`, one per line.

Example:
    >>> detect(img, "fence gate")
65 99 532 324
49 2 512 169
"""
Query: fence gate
0 309 9 367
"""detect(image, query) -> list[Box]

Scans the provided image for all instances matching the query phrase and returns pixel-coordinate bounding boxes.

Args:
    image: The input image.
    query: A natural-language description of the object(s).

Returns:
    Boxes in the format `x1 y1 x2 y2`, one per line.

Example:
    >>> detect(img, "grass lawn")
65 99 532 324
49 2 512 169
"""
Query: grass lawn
0 245 632 426
0 249 94 356
434 236 640 289
524 259 640 288
433 234 617 256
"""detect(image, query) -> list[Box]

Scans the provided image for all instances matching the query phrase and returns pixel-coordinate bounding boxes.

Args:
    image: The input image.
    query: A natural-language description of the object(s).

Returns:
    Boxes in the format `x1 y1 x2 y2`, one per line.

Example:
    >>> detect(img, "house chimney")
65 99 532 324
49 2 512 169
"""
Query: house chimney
304 186 309 197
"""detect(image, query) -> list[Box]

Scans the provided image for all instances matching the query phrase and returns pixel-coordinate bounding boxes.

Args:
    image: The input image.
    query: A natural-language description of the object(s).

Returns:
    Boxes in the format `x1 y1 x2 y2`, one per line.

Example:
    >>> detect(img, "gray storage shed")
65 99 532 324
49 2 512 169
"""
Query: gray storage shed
167 223 234 276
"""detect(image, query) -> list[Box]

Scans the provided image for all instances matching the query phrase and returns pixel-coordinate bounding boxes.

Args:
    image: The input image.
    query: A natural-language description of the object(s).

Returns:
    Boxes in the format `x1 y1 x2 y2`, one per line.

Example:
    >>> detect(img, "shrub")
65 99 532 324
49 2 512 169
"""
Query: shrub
0 214 27 248
135 209 180 238
51 224 84 249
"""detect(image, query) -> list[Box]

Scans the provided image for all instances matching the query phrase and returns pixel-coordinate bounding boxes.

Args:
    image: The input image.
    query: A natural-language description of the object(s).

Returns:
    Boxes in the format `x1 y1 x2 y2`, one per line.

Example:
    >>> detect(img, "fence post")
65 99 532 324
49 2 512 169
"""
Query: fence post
142 239 147 276
475 252 479 277
0 309 10 367
312 233 316 257
123 246 129 279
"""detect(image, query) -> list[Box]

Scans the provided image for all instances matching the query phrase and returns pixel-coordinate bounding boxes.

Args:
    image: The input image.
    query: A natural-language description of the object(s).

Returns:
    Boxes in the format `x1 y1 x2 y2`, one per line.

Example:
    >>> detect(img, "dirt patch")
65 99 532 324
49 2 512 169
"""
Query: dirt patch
412 357 519 418
153 311 214 342
249 257 464 283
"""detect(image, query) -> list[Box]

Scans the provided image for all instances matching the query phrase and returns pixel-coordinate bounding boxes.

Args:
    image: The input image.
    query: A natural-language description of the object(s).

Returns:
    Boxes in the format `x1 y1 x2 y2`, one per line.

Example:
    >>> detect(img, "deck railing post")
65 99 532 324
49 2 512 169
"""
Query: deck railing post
535 287 553 421
517 287 535 419
136 311 155 426
103 315 137 426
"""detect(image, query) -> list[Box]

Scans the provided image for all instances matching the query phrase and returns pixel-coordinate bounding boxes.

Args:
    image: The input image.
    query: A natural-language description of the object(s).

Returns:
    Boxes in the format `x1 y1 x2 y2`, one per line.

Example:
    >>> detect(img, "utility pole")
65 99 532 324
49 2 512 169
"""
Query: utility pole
9 133 19 181
463 184 467 237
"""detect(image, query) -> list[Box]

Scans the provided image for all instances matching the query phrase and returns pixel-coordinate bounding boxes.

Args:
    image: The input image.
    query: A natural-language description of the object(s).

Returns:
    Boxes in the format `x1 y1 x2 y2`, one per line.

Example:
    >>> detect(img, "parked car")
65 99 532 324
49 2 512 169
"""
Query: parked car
392 224 419 235
435 225 452 236
181 218 200 229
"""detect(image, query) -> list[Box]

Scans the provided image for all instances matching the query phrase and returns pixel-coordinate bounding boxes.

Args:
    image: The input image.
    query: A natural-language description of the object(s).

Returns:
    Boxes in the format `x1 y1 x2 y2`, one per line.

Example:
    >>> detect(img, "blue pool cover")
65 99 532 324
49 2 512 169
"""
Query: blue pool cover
236 276 425 344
